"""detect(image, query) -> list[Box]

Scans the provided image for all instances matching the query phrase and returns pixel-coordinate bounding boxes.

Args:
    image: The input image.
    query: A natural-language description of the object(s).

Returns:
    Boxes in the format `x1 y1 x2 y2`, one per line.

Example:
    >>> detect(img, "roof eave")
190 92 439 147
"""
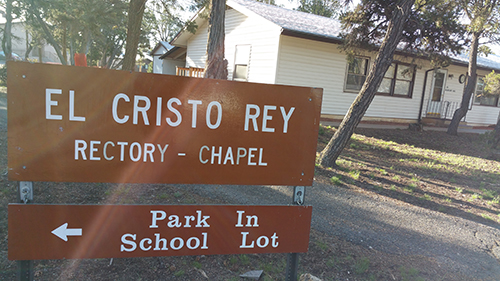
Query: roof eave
281 29 343 45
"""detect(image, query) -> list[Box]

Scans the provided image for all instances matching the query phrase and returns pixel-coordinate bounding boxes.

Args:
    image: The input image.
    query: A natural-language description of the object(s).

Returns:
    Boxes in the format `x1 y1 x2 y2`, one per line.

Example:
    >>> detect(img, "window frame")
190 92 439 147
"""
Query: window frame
473 76 500 107
344 56 370 92
233 44 251 82
376 62 416 98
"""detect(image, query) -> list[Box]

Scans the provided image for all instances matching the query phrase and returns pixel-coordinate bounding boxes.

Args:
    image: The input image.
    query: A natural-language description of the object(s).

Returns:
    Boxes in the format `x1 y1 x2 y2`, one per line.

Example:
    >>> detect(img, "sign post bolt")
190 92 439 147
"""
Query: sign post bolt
285 186 306 281
17 181 34 281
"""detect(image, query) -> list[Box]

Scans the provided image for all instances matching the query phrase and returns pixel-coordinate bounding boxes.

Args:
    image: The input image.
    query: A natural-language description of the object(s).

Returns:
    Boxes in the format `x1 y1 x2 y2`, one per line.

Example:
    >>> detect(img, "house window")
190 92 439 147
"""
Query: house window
377 63 415 97
345 57 369 91
474 76 499 106
233 45 251 81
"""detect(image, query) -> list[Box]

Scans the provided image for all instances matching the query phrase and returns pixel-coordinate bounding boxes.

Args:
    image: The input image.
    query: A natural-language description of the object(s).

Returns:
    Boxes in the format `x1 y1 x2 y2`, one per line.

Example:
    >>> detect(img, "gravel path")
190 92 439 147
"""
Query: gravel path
180 183 500 280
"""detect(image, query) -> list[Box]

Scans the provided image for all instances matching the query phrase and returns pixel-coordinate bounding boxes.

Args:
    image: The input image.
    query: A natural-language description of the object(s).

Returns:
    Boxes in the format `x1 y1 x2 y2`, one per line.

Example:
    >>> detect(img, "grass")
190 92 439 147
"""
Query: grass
315 240 329 251
400 266 424 281
315 124 500 235
349 170 361 180
354 257 370 274
239 254 250 265
192 261 202 269
173 270 185 277
326 256 337 268
330 176 342 185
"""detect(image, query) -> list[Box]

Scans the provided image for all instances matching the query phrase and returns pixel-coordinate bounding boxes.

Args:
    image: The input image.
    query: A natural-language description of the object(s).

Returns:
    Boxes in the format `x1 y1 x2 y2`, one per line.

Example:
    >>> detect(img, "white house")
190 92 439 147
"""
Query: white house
162 0 500 126
151 41 174 74
0 21 59 64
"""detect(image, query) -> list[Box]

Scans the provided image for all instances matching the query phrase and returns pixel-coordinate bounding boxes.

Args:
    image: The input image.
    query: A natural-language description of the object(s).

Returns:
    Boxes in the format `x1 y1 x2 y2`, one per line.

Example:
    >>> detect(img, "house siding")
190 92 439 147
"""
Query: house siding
185 8 281 83
182 7 500 126
186 21 209 68
421 65 500 125
275 36 425 122
467 68 500 125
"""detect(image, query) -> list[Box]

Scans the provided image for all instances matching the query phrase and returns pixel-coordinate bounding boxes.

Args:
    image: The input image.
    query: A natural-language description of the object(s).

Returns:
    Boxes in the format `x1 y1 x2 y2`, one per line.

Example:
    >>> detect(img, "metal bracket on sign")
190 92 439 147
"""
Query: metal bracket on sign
19 181 33 204
293 186 305 206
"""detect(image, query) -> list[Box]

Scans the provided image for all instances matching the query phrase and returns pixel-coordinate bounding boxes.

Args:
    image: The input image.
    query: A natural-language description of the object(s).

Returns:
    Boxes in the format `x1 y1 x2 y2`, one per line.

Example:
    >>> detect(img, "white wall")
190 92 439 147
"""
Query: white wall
421 64 500 125
1 22 59 63
152 55 164 74
276 36 426 122
185 7 281 83
162 58 186 75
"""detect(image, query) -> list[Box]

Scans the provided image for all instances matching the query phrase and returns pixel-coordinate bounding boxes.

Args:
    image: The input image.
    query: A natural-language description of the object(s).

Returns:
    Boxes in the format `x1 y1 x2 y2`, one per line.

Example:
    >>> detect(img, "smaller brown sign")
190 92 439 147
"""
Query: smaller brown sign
8 204 312 260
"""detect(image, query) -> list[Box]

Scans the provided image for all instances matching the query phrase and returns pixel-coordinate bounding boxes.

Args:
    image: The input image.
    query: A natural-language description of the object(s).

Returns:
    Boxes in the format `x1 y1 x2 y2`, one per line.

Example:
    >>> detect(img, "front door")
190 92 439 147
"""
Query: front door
427 70 447 117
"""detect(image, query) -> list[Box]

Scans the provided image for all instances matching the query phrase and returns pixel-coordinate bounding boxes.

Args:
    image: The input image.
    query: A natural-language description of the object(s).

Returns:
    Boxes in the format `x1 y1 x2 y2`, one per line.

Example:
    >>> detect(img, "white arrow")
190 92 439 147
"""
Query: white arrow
51 223 83 241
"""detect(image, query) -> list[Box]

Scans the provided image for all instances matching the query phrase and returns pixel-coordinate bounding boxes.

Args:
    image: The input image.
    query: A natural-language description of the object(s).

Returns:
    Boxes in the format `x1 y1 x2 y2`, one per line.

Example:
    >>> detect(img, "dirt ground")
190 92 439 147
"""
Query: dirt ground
1 86 500 280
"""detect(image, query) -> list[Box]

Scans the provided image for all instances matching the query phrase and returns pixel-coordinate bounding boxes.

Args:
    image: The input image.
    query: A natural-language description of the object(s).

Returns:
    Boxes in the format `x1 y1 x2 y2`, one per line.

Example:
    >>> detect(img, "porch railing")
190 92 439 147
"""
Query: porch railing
424 100 464 121
176 67 205 78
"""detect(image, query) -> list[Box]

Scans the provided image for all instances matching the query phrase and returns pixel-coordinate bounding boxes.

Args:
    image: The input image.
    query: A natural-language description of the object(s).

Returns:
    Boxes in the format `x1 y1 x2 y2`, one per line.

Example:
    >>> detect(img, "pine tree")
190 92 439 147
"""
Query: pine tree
204 0 228 79
318 0 464 167
447 0 500 135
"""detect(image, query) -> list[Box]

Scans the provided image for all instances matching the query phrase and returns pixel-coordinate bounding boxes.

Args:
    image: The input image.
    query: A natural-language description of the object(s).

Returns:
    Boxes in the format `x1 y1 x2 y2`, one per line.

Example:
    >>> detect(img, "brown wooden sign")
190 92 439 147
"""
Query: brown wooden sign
7 62 322 185
8 204 312 260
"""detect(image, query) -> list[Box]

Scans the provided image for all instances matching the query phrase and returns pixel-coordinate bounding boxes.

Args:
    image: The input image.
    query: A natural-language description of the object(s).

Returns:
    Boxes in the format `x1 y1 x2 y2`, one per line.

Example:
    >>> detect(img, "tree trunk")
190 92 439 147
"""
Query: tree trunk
62 21 67 63
493 113 500 149
447 32 481 135
204 0 228 80
122 0 147 72
318 0 415 167
2 0 13 61
30 4 67 65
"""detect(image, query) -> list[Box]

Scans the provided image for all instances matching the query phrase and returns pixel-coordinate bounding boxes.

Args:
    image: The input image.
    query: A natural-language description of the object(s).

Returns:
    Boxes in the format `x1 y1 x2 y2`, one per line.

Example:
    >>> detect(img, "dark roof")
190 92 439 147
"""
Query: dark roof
230 0 342 43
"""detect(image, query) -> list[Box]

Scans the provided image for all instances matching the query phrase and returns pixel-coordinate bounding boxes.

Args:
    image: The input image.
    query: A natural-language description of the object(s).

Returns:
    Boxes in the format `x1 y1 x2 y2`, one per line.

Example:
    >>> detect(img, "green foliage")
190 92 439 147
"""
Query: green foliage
296 0 341 18
330 175 342 185
483 70 500 96
340 0 465 62
0 65 6 86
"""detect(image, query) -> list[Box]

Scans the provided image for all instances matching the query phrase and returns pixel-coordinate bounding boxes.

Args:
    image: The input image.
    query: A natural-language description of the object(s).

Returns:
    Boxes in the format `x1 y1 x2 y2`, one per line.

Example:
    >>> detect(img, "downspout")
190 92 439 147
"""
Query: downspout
418 68 435 123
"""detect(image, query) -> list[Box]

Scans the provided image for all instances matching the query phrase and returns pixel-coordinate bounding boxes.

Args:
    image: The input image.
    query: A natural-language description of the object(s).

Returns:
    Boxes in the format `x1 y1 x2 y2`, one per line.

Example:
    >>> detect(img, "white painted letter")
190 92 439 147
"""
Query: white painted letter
244 104 260 131
120 234 137 252
117 142 128 161
150 210 167 228
188 100 202 128
75 140 87 160
199 146 209 164
112 93 130 124
133 95 151 125
129 142 141 162
167 98 182 127
103 141 115 160
143 143 155 162
206 101 222 129
69 90 85 121
262 105 276 132
237 148 247 165
240 232 254 248
89 141 101 161
157 144 169 162
156 97 162 126
235 210 244 227
46 88 62 120
280 106 295 133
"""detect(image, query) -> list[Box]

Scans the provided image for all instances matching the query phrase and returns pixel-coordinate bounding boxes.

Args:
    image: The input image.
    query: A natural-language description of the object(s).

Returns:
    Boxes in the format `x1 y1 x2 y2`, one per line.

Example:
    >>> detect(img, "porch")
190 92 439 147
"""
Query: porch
421 99 465 126
176 66 205 78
